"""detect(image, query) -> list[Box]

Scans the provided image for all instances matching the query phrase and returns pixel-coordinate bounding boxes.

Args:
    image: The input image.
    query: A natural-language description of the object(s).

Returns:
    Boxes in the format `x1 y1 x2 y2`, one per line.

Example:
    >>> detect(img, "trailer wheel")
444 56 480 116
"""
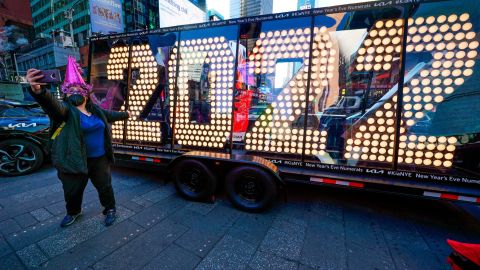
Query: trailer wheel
173 159 216 201
225 166 277 212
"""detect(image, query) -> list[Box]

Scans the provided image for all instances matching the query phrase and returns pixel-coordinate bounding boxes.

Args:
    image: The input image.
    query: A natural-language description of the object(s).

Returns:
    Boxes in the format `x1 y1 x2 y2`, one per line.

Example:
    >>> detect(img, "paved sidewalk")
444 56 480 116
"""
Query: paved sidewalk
0 165 479 269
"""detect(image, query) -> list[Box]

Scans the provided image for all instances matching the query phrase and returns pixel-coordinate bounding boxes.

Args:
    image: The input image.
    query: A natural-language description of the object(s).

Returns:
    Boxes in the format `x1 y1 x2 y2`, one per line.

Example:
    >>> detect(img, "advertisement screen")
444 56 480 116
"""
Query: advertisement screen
159 0 206 28
90 0 124 34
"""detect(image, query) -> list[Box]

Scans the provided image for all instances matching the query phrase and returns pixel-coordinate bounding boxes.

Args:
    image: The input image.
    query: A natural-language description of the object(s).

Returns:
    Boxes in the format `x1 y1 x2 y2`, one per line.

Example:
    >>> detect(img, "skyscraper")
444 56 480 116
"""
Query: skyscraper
30 0 91 47
230 0 273 19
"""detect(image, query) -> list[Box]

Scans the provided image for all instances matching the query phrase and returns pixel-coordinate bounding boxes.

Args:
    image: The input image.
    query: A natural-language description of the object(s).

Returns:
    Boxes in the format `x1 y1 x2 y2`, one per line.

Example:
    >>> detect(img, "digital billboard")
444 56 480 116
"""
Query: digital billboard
159 0 206 28
90 0 124 34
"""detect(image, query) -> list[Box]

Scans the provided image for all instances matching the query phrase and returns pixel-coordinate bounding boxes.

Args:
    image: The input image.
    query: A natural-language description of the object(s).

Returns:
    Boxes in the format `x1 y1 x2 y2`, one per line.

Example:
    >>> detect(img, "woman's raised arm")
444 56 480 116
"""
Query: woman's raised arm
99 107 130 123
26 69 69 122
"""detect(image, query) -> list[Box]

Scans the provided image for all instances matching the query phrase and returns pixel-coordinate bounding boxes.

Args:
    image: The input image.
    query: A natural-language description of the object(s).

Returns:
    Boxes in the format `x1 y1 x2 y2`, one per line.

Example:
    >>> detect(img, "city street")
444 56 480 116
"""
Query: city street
0 165 479 269
1 0 480 268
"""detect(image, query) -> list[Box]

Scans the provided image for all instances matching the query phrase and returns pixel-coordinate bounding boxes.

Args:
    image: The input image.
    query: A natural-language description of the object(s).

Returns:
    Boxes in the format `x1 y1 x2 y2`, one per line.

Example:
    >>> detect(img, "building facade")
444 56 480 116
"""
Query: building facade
15 37 80 98
0 0 35 81
230 0 273 19
29 0 209 45
0 0 33 28
30 0 91 47
30 0 163 68
123 0 159 31
16 38 79 73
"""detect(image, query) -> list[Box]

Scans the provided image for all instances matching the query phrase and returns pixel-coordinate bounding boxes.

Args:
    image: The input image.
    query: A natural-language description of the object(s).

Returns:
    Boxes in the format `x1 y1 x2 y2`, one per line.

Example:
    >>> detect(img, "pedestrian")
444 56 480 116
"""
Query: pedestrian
26 56 130 227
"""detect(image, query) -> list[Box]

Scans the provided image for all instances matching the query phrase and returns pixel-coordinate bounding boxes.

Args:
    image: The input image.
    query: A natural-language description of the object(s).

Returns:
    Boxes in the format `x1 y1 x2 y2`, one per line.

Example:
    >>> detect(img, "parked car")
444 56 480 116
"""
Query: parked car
0 99 50 176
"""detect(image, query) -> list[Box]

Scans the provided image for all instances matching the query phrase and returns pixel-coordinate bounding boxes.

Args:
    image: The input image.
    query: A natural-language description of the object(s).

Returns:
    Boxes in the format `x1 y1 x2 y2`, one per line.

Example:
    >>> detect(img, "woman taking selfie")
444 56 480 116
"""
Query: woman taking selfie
26 56 130 227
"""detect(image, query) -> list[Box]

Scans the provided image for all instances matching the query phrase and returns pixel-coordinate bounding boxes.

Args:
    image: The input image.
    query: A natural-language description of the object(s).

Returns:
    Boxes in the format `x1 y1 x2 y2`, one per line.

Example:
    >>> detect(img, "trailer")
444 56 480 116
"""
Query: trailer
88 0 480 211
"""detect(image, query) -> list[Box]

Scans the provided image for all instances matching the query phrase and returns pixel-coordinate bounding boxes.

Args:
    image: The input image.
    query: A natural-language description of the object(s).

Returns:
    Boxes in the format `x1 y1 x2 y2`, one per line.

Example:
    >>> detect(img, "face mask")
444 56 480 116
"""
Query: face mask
67 94 86 106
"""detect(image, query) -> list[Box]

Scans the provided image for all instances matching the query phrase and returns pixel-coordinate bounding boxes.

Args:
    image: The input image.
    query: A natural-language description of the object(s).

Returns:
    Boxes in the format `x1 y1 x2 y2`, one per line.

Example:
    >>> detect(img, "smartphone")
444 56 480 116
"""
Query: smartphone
37 69 61 84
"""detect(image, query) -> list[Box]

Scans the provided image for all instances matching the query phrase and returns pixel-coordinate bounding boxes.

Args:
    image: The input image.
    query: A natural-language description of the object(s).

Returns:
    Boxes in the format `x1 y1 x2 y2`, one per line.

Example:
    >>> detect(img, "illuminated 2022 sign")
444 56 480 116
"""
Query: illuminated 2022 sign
345 14 477 168
105 13 477 168
169 37 235 148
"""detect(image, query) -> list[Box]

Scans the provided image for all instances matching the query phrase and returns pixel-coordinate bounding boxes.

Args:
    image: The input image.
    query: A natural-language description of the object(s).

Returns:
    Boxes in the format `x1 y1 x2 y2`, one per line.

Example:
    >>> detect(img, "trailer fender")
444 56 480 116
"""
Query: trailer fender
167 151 285 187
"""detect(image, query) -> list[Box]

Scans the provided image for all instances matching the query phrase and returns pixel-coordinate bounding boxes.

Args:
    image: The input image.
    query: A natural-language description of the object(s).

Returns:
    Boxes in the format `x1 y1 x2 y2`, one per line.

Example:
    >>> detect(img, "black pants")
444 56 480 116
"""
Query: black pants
58 155 115 215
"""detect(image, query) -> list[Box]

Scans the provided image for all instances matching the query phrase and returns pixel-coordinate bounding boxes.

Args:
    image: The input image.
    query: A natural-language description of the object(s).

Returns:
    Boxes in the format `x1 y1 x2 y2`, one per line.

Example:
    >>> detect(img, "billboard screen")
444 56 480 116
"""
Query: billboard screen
90 0 124 34
159 0 206 28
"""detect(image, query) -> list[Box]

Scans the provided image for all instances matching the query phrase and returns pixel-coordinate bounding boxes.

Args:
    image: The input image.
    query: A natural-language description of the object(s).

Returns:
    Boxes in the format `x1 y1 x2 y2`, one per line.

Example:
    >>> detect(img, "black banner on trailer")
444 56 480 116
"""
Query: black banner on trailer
89 0 444 41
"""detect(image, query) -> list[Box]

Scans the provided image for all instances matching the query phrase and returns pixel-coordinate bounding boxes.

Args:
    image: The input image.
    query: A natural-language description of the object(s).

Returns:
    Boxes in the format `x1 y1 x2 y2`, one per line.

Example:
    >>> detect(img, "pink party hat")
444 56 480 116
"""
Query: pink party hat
61 55 92 96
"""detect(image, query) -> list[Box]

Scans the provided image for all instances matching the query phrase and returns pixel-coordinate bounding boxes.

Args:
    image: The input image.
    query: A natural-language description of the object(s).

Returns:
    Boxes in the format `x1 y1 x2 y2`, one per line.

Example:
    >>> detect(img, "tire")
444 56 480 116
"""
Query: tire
0 138 44 177
173 159 216 201
225 166 277 212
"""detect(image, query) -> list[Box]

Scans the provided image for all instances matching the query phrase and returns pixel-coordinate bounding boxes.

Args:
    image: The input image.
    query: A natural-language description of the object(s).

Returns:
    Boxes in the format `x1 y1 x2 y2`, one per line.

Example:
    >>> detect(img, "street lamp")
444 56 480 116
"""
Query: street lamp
60 0 84 48
64 8 76 47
